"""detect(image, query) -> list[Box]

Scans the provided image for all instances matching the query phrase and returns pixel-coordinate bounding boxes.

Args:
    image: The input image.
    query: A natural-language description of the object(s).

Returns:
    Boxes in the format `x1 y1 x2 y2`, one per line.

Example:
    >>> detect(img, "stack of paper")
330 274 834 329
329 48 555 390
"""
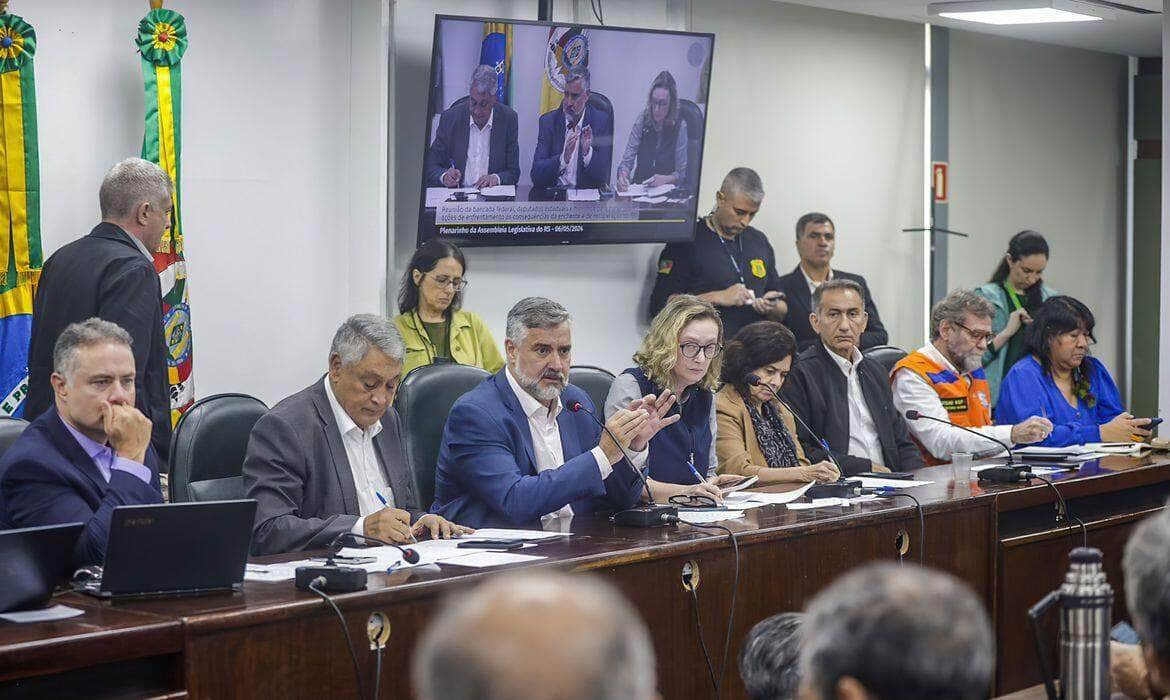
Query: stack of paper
479 184 516 197
788 495 880 510
723 481 814 509
567 188 600 201
677 510 746 524
854 477 932 489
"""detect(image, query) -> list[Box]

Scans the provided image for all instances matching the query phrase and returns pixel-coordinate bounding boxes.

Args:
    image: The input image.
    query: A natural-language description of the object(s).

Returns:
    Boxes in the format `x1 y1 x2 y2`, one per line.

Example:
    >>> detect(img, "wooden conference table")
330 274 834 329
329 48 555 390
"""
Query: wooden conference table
3 455 1169 699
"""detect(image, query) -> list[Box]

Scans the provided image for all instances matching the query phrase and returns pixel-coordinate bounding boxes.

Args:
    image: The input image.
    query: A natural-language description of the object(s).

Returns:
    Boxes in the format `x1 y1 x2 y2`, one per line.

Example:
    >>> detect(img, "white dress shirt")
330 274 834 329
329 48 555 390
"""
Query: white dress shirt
462 110 493 187
801 265 833 297
891 343 1013 460
505 366 612 522
322 377 394 536
824 343 885 466
557 113 593 188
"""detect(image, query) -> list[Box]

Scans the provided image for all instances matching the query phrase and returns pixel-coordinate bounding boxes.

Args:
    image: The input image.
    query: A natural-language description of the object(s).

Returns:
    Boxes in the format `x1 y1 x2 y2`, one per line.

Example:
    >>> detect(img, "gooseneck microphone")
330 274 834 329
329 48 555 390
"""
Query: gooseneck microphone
329 531 421 565
567 400 678 527
903 409 1032 483
745 374 861 499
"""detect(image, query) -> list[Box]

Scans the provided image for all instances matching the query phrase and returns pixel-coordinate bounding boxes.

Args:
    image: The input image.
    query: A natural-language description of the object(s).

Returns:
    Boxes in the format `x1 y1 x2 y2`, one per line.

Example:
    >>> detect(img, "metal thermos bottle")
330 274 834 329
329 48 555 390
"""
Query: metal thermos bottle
1028 547 1113 700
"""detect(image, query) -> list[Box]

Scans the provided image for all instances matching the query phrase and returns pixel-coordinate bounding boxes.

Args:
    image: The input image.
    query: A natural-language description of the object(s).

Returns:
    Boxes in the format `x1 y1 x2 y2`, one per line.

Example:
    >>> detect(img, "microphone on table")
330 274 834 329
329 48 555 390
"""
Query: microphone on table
329 531 420 565
902 409 1031 483
294 532 421 593
745 374 862 499
566 400 679 527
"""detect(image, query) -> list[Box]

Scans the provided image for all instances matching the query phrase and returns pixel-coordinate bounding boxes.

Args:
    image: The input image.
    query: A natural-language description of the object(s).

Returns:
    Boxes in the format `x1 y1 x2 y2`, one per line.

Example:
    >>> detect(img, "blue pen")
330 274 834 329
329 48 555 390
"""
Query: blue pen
685 453 705 484
374 490 418 544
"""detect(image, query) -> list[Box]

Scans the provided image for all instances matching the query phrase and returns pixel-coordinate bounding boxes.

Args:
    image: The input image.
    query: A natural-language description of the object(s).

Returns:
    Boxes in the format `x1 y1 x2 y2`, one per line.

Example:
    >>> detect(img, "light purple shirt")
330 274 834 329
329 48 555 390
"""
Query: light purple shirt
61 420 153 485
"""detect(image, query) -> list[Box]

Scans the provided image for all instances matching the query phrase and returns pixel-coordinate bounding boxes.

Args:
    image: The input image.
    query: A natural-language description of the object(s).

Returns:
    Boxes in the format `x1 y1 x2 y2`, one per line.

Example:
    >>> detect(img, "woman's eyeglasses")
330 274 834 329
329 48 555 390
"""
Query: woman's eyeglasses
679 343 722 359
428 274 468 292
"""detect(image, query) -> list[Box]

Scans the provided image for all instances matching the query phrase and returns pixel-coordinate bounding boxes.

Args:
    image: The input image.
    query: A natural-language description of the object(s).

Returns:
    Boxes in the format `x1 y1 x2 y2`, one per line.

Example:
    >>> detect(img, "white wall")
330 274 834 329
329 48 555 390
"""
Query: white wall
33 0 389 406
946 31 1128 373
393 0 926 373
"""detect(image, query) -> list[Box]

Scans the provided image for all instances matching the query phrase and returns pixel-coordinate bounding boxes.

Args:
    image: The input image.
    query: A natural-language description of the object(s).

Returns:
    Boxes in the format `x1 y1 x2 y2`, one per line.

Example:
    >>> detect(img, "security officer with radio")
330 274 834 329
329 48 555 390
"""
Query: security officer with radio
648 167 786 341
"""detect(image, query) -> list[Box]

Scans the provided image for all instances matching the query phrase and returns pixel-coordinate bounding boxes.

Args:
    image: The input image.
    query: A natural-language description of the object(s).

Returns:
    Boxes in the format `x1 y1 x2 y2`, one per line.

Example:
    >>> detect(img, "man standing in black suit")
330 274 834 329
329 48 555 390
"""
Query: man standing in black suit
25 158 173 463
776 212 888 351
530 66 612 189
424 64 521 188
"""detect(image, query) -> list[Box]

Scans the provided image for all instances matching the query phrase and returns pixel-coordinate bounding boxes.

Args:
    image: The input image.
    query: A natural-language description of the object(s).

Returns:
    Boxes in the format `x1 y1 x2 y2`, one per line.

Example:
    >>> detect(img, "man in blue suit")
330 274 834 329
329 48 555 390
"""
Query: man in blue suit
0 318 162 566
431 297 678 529
424 65 521 189
530 66 613 189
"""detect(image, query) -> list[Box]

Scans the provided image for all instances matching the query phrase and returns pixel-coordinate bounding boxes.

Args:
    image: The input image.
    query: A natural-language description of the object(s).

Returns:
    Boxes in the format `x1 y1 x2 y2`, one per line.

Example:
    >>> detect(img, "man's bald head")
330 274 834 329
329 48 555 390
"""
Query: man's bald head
413 571 657 700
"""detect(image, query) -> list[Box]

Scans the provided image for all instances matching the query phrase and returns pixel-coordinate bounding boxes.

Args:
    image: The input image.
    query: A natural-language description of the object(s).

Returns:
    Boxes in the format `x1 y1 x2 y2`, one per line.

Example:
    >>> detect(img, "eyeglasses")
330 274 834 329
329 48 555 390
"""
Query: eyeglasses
650 98 670 108
428 274 468 292
679 343 722 359
952 320 995 344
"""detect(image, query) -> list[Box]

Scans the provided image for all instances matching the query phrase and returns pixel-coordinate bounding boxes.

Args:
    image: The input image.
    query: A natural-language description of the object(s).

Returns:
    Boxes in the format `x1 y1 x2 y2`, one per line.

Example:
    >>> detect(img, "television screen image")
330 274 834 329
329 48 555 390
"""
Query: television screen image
417 15 715 248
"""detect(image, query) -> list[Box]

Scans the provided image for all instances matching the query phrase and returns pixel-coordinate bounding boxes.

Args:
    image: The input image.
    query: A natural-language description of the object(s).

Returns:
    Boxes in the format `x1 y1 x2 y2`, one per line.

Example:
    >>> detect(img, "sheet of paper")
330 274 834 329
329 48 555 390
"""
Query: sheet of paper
787 495 880 510
617 183 647 196
424 187 478 207
567 188 600 201
1083 442 1147 455
1014 445 1097 456
470 528 570 542
720 476 759 495
644 183 676 197
855 477 933 489
441 551 547 568
0 604 85 623
632 195 668 204
479 184 516 197
970 464 1065 475
677 509 746 524
724 481 814 508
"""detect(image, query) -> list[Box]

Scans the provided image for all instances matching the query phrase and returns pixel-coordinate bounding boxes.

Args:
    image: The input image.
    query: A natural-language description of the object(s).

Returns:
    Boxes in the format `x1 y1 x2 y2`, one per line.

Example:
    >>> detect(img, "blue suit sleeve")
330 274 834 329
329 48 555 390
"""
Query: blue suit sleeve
1089 359 1126 426
531 114 560 187
579 111 613 188
443 400 609 525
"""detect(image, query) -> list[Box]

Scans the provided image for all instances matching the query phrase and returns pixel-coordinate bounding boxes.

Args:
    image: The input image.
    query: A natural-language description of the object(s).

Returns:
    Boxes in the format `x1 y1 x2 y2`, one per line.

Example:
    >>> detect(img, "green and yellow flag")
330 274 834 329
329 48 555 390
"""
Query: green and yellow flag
0 7 39 417
136 1 193 425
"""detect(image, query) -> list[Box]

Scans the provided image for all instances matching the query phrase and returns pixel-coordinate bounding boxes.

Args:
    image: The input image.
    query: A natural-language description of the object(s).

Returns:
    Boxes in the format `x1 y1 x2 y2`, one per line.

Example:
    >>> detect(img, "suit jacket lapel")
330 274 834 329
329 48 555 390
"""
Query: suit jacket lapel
789 265 813 320
310 381 360 515
489 104 505 172
557 409 582 464
856 362 894 465
453 109 471 174
493 371 538 474
373 410 415 511
45 408 109 495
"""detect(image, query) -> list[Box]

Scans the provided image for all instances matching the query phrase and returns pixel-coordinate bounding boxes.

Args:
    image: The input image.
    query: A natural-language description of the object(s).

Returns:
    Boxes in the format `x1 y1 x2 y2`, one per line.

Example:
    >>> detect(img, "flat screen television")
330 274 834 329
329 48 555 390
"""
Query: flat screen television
416 15 715 247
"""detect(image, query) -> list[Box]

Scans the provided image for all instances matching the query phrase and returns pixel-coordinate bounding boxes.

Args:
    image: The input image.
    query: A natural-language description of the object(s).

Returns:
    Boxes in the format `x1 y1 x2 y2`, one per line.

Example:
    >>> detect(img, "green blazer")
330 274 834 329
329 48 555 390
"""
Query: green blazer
395 308 505 377
974 281 1055 406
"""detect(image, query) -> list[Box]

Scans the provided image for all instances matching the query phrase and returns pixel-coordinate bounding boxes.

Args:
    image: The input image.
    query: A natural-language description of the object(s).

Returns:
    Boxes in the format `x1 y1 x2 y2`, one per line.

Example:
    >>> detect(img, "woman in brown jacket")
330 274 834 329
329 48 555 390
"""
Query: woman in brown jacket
716 321 840 484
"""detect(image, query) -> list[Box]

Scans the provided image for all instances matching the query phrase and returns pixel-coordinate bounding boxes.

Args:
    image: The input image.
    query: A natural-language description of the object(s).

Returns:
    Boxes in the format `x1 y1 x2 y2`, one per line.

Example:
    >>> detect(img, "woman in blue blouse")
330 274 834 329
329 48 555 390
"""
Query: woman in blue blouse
997 296 1151 447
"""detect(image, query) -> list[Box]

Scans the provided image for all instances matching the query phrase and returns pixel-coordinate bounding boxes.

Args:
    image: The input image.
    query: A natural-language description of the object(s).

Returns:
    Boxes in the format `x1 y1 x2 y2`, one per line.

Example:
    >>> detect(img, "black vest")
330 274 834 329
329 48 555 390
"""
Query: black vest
622 367 711 485
633 118 679 183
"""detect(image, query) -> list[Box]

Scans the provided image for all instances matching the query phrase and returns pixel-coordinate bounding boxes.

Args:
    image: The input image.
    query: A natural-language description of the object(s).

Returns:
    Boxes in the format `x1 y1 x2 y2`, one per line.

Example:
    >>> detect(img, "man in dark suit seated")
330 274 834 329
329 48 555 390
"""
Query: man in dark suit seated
25 158 175 461
0 319 162 567
780 279 922 475
775 212 888 351
530 66 613 189
243 315 471 555
424 64 520 189
430 297 678 529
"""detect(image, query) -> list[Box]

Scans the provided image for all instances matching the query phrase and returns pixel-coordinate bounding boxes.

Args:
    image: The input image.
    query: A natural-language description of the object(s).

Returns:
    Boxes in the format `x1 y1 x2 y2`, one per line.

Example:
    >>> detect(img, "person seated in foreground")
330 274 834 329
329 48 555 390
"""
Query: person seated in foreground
430 297 676 529
1112 504 1170 699
739 611 804 700
800 562 994 700
413 571 657 700
0 318 162 567
604 295 744 504
891 289 1051 464
716 321 839 484
243 314 470 555
779 279 923 475
996 296 1151 447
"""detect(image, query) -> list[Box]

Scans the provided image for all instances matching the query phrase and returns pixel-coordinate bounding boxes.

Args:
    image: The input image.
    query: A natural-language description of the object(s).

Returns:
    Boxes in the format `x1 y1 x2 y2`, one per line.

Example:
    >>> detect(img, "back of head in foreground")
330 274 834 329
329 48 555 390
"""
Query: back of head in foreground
799 561 994 700
413 571 657 700
1124 503 1170 692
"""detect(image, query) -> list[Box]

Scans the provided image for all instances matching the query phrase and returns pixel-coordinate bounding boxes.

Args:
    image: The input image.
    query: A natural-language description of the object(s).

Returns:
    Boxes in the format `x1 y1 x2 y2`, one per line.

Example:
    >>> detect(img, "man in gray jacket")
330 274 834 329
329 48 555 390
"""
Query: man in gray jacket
243 314 471 555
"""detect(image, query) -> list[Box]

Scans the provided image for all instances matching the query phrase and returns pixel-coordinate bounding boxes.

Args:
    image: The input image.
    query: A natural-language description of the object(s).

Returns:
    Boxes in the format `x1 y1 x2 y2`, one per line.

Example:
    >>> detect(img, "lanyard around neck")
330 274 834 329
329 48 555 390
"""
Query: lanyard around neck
708 217 745 284
1004 281 1025 311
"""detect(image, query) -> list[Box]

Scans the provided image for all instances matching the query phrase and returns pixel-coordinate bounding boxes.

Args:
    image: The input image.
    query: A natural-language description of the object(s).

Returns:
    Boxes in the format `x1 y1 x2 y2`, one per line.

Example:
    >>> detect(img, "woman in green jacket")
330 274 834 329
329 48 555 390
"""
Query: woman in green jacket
395 240 505 377
974 230 1055 407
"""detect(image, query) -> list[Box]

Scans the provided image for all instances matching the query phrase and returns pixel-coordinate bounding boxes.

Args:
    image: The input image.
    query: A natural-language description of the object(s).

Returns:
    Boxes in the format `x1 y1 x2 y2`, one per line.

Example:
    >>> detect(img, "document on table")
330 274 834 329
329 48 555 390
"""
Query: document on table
479 184 516 197
469 528 570 542
855 477 932 489
723 481 814 509
632 195 668 204
970 464 1065 475
567 188 600 201
425 187 478 207
618 183 648 196
677 509 746 524
442 551 546 568
0 604 85 623
787 495 881 510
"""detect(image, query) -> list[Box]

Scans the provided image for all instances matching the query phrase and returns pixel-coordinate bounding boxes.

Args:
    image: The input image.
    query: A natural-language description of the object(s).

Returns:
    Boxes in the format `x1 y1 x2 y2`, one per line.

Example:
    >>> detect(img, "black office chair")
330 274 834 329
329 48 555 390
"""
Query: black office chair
677 99 704 191
0 417 29 460
169 393 268 503
863 345 909 376
395 364 490 512
569 366 617 415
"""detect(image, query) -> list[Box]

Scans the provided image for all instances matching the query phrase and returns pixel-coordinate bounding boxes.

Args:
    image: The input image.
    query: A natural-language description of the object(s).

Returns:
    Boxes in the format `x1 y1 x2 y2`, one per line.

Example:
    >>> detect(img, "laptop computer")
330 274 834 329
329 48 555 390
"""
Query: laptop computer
76 500 256 598
0 522 84 612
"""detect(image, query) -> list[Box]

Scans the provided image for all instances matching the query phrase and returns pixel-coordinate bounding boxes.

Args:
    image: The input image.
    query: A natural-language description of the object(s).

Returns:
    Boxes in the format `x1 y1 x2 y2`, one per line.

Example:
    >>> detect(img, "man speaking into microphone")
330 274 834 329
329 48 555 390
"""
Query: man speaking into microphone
891 290 1051 465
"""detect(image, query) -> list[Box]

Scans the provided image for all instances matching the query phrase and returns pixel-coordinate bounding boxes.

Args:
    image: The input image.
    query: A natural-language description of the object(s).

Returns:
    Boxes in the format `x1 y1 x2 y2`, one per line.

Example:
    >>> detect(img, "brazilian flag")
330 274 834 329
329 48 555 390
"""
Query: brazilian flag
479 22 512 105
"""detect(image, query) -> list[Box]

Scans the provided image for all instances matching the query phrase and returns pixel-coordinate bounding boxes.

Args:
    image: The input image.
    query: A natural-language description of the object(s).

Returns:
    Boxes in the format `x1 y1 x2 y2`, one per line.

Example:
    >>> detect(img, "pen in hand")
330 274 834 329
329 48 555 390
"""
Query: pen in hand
376 490 418 544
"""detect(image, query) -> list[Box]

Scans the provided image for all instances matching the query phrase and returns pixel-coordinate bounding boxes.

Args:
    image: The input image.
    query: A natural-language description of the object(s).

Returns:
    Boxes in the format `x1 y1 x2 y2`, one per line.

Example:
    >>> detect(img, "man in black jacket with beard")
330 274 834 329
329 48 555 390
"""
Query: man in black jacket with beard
25 158 174 463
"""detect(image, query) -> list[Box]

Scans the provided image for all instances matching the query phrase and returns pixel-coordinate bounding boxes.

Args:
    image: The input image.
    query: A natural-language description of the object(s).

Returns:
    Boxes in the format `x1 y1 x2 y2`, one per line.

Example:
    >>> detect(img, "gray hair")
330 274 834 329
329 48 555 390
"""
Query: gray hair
930 289 995 340
99 158 173 220
801 562 993 700
812 278 865 314
505 297 571 345
565 65 591 91
53 318 133 380
413 571 656 700
720 167 765 205
1125 504 1170 664
329 314 405 367
469 64 498 96
739 612 803 700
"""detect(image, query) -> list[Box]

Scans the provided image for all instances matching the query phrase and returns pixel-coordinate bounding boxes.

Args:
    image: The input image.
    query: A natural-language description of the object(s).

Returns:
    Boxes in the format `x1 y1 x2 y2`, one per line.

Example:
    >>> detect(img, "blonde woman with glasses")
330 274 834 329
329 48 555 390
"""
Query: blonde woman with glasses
604 295 747 504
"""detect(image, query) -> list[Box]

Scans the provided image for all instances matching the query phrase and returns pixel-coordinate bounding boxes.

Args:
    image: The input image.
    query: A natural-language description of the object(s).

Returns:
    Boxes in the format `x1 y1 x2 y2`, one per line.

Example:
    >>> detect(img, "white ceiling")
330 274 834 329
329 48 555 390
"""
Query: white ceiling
776 0 1162 56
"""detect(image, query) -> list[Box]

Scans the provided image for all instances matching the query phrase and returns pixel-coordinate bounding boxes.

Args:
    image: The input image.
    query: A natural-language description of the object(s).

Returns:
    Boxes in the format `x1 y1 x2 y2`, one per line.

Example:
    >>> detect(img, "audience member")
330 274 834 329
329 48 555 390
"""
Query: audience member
1117 505 1170 699
740 611 803 700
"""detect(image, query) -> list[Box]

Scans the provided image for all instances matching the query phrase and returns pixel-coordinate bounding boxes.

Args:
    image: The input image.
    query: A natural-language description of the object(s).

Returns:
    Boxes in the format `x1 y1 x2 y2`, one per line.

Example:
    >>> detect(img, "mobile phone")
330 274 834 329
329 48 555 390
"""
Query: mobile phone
456 539 525 551
1145 417 1164 428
